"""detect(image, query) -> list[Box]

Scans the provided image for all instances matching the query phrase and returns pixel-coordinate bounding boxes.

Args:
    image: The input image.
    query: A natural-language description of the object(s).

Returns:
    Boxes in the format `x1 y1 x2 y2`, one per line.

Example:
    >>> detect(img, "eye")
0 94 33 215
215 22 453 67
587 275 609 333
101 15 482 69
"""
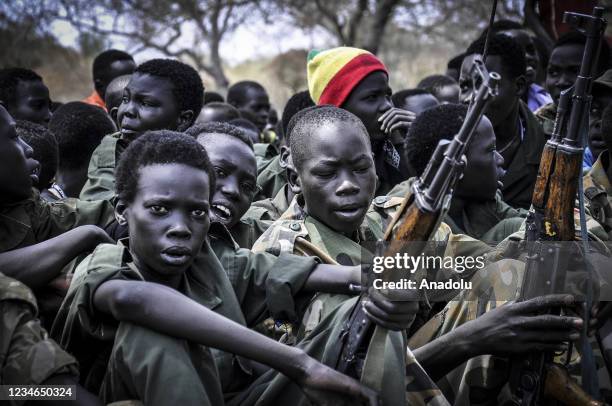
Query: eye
355 165 371 173
314 171 335 179
192 209 208 218
121 96 129 103
149 205 168 215
215 167 227 178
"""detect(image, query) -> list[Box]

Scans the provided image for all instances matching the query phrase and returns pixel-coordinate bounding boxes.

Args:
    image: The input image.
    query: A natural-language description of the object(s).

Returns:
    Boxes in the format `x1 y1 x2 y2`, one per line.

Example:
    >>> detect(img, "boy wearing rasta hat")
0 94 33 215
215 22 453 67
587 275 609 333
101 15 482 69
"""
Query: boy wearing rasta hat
307 47 415 195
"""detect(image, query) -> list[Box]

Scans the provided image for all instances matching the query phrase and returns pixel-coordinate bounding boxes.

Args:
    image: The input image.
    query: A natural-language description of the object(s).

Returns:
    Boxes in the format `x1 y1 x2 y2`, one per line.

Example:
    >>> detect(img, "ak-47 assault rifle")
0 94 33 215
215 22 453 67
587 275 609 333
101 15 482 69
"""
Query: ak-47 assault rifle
509 7 607 406
334 56 500 379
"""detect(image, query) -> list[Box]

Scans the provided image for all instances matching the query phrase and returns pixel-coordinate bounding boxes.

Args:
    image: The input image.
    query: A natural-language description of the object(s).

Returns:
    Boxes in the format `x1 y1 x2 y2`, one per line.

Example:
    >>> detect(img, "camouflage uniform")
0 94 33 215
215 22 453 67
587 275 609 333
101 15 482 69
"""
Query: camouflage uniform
252 198 450 406
79 132 126 202
243 184 291 222
534 102 557 139
229 217 271 250
1 273 79 406
583 154 612 240
254 154 287 201
254 142 279 172
0 189 116 328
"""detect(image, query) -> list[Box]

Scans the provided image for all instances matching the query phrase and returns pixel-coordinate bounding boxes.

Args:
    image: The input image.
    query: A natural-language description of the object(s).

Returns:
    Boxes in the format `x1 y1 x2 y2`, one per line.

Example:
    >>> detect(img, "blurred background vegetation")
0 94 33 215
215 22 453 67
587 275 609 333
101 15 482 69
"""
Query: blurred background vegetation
2 0 611 110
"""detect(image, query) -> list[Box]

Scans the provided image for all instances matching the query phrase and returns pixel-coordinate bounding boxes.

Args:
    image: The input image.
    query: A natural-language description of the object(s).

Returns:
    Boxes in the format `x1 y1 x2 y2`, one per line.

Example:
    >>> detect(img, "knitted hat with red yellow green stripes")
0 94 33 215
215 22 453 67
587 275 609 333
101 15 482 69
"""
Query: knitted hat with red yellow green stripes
307 47 388 107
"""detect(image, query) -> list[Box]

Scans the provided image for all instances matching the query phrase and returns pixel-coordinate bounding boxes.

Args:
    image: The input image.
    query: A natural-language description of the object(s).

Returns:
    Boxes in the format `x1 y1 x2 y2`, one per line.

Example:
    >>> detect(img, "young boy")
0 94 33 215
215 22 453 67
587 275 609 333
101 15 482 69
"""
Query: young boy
416 74 461 104
103 74 132 124
227 80 271 133
83 49 136 111
53 130 381 406
79 58 204 202
460 34 546 209
402 103 526 243
16 119 58 194
391 88 440 115
0 105 115 329
254 90 314 202
0 68 52 125
196 101 240 124
48 102 117 199
186 122 267 248
307 47 415 194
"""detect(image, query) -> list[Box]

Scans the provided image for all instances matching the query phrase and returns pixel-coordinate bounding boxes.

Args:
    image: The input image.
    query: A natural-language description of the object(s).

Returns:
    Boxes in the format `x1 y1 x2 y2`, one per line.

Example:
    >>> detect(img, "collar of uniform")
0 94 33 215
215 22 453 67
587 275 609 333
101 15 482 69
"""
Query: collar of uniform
271 183 291 214
209 221 240 250
279 194 306 220
585 154 612 196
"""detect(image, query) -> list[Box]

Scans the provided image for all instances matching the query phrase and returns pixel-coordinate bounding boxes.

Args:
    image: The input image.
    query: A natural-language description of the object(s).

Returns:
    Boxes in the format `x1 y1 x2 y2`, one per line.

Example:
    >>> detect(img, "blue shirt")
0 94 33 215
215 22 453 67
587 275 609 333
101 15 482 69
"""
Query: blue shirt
527 83 553 112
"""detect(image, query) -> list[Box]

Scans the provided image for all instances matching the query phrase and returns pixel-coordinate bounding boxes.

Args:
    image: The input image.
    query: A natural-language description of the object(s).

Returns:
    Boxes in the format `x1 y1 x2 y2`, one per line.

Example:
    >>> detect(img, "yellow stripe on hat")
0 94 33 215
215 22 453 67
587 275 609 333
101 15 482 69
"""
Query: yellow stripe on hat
307 47 371 104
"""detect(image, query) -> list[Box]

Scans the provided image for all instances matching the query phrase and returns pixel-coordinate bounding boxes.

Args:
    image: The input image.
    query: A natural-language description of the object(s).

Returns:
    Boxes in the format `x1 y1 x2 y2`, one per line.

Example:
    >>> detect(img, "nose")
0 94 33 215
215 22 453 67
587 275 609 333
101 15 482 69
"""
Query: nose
122 100 137 118
19 137 34 159
380 96 393 113
220 177 240 200
556 72 573 90
494 150 504 168
336 177 359 196
167 214 192 239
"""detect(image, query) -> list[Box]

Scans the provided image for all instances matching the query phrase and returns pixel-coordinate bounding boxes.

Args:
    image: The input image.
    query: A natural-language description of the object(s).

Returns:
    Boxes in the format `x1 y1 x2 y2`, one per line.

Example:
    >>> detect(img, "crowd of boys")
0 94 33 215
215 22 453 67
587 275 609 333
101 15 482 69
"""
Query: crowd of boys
2 17 612 406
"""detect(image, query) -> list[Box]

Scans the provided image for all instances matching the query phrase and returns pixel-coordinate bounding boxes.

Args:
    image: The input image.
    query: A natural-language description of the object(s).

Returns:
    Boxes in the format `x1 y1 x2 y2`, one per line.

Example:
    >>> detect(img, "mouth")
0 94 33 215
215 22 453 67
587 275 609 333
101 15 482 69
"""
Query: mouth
211 202 234 224
28 159 40 185
160 246 193 265
333 203 367 220
120 127 139 138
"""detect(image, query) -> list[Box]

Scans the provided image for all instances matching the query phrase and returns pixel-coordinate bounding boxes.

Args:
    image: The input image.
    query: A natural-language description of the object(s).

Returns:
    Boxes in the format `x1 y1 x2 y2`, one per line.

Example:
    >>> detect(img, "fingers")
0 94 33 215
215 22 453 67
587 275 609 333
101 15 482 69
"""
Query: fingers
510 294 574 314
363 305 411 331
379 108 415 133
519 314 582 330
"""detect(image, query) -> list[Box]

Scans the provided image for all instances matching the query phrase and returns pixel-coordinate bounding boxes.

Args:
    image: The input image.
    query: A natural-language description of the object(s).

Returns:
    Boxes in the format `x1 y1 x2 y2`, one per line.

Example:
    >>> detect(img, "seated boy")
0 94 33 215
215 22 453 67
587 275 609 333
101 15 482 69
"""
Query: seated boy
460 34 546 209
402 103 527 243
307 47 415 194
253 90 314 203
79 58 204 201
186 122 268 248
416 74 461 104
391 88 440 115
196 101 240 124
227 80 271 134
103 74 132 124
16 119 58 195
53 130 382 406
0 68 52 125
0 105 115 329
48 102 117 199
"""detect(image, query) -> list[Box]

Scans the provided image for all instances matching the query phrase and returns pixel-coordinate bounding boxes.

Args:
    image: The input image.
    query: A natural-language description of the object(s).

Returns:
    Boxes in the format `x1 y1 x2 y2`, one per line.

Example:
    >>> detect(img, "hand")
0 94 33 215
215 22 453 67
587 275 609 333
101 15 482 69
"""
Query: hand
298 355 379 406
464 294 582 356
363 287 419 331
378 108 416 141
588 301 612 336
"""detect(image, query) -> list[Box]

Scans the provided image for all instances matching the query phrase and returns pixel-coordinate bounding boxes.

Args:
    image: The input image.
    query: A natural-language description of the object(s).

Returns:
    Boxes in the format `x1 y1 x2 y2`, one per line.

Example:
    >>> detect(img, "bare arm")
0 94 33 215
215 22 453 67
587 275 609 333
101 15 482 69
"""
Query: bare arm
93 279 379 405
0 225 112 290
303 264 361 294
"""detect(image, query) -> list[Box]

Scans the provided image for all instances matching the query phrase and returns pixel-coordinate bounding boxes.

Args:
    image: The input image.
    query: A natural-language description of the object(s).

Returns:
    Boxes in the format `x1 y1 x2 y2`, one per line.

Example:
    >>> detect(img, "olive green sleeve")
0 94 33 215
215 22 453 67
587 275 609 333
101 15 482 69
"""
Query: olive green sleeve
79 135 119 202
217 246 318 326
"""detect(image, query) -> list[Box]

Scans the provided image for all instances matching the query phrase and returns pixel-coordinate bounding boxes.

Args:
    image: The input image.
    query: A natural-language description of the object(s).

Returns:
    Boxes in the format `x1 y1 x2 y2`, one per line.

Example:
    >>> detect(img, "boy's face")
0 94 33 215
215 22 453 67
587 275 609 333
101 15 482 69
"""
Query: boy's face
460 54 522 128
120 163 211 281
117 73 181 140
11 80 52 125
501 29 540 85
435 84 461 104
456 115 504 201
588 92 612 160
197 133 257 229
238 87 270 132
0 105 40 204
342 71 393 143
546 43 584 104
96 59 136 98
396 94 439 114
298 122 377 233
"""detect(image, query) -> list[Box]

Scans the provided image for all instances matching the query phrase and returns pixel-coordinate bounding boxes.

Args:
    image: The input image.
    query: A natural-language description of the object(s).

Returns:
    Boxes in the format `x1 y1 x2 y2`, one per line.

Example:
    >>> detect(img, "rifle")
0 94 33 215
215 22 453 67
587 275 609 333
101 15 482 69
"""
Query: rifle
334 56 500 380
510 7 607 406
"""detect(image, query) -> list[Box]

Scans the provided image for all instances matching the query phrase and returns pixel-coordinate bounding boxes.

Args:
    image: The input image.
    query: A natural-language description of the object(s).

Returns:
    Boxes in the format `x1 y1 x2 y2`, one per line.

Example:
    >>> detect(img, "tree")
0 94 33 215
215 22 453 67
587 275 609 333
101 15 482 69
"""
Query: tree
56 0 262 89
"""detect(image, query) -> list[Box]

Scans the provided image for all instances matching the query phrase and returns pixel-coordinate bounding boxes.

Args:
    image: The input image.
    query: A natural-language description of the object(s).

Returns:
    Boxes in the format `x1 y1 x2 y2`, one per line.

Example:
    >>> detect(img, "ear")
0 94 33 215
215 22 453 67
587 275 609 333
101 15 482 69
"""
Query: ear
286 163 301 195
514 75 527 98
115 200 129 226
177 110 195 132
279 145 291 169
110 107 119 127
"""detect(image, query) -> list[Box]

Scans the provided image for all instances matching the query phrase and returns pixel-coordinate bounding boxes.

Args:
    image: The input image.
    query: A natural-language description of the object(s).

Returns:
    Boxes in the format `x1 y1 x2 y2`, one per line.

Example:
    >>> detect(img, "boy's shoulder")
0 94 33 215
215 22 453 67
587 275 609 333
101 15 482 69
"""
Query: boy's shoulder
0 272 38 311
90 132 123 168
251 217 309 256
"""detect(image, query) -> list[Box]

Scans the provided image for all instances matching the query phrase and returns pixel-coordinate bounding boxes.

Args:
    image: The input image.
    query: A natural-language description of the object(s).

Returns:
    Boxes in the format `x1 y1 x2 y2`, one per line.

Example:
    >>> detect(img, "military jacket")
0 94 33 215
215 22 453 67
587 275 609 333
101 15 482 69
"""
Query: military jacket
243 184 291 223
1 273 79 406
583 154 612 239
254 155 286 201
79 132 126 202
534 101 557 138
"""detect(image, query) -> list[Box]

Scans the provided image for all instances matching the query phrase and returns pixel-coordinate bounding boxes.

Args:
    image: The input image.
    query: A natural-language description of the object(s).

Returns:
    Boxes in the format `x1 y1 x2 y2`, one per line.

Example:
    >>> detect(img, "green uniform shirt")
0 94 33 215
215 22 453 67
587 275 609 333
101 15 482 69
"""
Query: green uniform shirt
583 154 612 239
243 184 291 222
229 217 270 250
254 155 286 201
79 132 125 202
1 273 79 406
534 101 557 138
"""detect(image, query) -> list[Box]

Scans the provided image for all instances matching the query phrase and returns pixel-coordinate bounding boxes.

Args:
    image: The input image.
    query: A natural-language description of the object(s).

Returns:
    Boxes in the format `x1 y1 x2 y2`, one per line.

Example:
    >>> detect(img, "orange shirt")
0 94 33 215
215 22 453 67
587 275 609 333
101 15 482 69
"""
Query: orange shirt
83 90 107 111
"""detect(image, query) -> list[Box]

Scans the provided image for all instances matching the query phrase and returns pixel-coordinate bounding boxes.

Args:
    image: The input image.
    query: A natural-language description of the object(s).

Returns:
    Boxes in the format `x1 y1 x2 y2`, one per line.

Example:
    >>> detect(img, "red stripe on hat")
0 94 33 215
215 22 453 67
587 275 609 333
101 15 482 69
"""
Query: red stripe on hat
318 53 388 107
